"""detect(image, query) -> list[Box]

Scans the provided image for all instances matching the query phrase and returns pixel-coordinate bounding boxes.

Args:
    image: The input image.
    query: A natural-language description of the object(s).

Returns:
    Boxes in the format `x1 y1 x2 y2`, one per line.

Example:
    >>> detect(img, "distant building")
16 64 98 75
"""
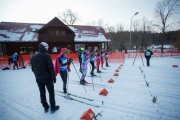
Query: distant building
0 17 111 54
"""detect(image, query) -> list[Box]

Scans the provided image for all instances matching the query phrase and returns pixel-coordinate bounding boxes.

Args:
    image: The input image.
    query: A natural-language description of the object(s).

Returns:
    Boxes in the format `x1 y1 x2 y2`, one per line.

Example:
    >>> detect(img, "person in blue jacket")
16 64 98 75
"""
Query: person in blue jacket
80 49 89 85
90 50 96 76
145 48 153 66
12 52 19 69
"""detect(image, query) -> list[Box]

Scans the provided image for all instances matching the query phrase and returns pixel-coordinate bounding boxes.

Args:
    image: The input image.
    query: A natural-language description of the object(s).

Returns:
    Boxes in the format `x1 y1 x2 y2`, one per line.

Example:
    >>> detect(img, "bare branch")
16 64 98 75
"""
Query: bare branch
58 9 79 25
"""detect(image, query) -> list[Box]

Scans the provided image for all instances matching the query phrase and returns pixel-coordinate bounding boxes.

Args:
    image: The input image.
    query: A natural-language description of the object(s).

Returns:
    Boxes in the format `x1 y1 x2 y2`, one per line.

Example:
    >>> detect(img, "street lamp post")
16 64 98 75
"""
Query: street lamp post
128 12 139 58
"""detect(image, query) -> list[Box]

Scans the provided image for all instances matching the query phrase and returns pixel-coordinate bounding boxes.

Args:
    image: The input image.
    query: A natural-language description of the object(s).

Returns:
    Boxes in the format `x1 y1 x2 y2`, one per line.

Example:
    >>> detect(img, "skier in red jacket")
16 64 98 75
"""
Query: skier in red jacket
96 50 101 73
100 49 105 68
54 48 72 98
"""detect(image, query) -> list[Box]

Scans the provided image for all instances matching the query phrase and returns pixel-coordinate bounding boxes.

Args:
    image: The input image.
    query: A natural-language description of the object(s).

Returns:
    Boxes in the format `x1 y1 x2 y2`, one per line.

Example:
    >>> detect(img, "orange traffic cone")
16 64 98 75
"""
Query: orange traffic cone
115 69 119 72
113 73 119 76
80 108 95 120
172 65 178 67
99 88 108 96
108 79 114 83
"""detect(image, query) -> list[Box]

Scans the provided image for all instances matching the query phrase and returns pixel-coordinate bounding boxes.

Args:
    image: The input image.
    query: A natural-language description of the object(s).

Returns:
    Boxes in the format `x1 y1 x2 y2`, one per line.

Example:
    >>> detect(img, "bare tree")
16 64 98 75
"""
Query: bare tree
153 0 180 53
173 30 180 51
140 17 152 49
58 9 79 25
132 19 140 50
116 24 124 32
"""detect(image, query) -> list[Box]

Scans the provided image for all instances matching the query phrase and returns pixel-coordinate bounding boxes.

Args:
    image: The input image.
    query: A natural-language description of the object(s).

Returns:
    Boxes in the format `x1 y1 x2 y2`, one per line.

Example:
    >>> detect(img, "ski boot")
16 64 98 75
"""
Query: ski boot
51 105 59 113
80 80 87 85
64 93 70 99
83 80 88 84
90 73 96 76
80 80 85 85
44 105 49 113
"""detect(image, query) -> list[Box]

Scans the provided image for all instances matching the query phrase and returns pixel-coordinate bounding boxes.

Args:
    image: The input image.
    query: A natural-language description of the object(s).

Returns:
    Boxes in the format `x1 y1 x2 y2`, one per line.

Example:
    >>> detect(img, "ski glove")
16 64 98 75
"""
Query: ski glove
52 76 56 83
67 58 73 65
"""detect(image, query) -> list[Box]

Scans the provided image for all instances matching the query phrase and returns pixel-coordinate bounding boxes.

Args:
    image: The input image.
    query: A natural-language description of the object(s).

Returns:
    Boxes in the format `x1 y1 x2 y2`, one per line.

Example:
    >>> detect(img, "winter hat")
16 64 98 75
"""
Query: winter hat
39 42 49 50
80 47 84 51
61 48 70 55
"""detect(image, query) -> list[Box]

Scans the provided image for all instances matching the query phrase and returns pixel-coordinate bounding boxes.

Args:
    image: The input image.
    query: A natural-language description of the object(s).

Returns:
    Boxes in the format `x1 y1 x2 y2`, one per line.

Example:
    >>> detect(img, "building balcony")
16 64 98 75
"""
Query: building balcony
38 34 74 42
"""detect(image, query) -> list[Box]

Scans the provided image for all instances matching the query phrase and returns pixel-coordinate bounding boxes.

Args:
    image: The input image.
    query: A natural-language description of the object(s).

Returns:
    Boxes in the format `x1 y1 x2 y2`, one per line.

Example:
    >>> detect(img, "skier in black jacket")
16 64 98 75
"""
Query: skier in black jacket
78 47 84 72
145 48 153 66
31 42 59 113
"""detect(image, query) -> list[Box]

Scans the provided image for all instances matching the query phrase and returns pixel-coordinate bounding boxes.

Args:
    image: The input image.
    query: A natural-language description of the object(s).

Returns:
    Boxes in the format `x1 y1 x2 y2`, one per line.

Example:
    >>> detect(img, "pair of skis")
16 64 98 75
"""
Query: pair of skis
55 90 100 107
71 80 105 87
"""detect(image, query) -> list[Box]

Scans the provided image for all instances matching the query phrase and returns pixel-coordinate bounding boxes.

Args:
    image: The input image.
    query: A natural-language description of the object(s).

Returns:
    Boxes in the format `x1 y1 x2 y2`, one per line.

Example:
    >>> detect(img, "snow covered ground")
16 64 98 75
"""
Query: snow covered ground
0 57 180 120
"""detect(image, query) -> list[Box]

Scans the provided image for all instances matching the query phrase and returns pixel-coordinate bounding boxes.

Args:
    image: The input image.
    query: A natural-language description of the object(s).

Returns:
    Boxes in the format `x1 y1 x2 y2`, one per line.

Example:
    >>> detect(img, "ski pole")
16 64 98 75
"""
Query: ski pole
71 61 87 92
72 62 81 79
99 72 102 82
67 72 69 90
140 52 144 66
90 62 95 90
92 75 94 90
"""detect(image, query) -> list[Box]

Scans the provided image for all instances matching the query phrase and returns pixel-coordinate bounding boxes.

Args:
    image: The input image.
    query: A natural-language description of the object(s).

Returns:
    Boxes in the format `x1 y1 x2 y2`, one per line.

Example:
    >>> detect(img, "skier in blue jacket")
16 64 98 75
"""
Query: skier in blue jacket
145 49 153 66
80 49 89 85
12 52 19 69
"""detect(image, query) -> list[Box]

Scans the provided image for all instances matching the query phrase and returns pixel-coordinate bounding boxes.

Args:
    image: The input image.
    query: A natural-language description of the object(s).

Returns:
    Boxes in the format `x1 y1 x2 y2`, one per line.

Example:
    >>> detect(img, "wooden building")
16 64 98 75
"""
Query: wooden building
0 17 111 55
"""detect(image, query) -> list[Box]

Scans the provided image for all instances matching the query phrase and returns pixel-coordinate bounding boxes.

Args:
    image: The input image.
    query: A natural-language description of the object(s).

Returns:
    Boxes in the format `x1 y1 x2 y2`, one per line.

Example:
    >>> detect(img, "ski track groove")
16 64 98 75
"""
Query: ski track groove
74 81 180 100
0 98 48 120
56 89 179 120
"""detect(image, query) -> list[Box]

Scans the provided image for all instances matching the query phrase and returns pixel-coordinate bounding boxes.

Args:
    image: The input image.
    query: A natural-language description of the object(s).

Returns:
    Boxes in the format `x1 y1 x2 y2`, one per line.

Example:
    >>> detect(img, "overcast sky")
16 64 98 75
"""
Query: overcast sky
0 0 179 30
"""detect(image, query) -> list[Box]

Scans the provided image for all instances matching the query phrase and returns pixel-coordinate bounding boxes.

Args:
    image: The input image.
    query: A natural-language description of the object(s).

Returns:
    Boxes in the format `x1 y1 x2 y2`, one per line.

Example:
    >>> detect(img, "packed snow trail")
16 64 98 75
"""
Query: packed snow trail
0 57 180 120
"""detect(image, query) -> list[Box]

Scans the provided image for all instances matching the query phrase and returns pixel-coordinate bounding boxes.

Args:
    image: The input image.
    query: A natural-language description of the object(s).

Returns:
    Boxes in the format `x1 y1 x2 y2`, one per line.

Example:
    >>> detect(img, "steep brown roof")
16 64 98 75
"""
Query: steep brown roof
37 17 74 35
0 17 111 42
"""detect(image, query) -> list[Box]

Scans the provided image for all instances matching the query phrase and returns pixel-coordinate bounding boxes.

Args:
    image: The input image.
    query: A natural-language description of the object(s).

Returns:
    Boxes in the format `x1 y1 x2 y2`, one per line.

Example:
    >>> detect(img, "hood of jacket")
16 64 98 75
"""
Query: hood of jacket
58 48 70 57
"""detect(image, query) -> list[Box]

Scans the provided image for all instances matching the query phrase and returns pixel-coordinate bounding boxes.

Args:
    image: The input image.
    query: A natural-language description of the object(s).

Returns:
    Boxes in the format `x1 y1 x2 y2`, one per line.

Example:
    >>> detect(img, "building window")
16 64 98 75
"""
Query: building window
20 47 26 54
55 30 59 35
102 43 105 49
67 45 71 51
49 30 54 35
60 31 65 35
94 46 98 51
27 47 33 54
52 47 58 53
104 43 107 50
75 44 85 51
0 43 7 54
87 46 92 51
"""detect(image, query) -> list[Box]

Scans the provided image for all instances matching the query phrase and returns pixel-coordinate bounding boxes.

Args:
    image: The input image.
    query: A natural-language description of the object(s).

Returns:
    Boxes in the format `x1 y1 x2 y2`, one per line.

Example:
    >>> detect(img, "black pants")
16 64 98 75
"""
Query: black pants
79 60 82 72
146 57 150 66
8 58 13 65
37 80 55 109
13 61 19 69
60 71 68 93
105 58 109 67
90 61 95 75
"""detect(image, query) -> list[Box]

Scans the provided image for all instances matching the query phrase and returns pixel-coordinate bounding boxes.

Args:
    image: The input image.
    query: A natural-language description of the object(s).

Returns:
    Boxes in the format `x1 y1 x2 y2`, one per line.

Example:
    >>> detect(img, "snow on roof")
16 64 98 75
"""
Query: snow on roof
68 25 111 42
150 44 175 49
0 22 110 42
0 22 43 42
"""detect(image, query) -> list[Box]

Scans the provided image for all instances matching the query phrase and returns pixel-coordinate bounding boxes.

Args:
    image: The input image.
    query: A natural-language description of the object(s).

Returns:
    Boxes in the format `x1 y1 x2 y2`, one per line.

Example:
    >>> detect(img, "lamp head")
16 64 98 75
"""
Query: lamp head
135 12 139 15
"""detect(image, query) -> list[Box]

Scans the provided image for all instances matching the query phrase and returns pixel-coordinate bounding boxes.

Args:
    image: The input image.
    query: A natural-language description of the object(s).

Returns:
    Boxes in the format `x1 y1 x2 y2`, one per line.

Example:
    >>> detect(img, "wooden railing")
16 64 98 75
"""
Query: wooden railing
38 34 74 42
